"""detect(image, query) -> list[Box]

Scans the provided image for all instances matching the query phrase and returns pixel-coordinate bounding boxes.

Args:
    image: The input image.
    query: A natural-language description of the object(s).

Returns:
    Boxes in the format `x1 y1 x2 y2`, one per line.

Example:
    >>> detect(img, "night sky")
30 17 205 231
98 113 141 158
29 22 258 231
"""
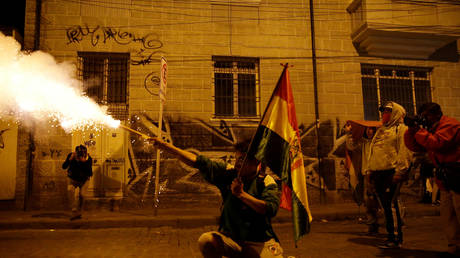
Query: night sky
0 0 26 36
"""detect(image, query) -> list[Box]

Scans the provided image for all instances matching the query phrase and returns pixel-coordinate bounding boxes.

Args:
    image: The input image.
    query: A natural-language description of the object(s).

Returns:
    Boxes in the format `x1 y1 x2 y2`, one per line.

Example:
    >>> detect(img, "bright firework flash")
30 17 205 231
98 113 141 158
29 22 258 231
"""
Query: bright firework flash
0 32 120 132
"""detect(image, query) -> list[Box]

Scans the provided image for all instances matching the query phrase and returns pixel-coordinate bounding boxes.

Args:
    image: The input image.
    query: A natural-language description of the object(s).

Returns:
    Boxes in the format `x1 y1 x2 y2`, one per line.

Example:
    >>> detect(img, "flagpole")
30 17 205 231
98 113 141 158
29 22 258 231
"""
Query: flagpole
238 64 289 178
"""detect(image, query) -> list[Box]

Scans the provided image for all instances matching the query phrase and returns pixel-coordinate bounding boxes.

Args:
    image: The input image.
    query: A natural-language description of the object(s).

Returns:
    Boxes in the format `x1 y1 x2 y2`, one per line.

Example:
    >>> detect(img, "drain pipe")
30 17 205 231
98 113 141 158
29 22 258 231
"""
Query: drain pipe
34 0 42 51
308 0 324 203
24 0 41 211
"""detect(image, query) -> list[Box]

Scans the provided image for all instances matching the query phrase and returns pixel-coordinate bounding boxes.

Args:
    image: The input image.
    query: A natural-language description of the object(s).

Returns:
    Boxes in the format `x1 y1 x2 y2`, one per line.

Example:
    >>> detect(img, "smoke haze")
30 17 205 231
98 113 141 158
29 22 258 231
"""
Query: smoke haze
0 32 120 132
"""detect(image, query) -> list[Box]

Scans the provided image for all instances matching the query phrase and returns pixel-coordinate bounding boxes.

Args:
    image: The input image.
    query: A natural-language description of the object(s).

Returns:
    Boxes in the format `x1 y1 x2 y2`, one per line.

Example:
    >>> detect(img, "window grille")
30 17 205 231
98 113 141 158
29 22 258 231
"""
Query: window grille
78 52 129 121
361 64 432 120
212 56 260 118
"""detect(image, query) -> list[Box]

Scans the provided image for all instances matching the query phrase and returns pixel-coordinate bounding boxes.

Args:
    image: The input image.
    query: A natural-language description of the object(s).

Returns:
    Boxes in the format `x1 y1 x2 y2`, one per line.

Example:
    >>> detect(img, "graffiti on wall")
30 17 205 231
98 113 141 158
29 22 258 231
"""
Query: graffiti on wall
42 180 56 192
144 72 161 96
34 112 420 207
0 128 9 149
0 123 17 200
40 149 64 158
122 113 332 206
131 49 165 66
66 24 166 94
66 25 163 50
132 115 417 205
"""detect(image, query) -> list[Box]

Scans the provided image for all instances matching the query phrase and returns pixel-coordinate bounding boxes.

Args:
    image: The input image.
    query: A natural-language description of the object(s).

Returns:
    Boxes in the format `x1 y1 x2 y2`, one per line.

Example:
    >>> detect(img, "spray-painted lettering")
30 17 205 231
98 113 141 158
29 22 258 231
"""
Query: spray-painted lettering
42 180 56 192
0 128 9 149
131 50 165 66
143 72 160 96
41 149 63 158
66 25 163 50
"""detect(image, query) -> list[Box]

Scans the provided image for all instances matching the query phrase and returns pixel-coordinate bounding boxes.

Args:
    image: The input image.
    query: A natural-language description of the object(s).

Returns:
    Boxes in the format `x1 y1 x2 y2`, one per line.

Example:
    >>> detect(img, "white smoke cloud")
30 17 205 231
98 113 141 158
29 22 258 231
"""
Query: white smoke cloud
0 32 120 132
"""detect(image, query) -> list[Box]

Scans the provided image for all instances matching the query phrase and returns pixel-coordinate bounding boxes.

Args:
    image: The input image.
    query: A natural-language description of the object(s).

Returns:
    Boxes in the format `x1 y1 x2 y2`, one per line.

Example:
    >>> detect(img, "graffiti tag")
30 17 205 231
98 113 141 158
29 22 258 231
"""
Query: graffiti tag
66 25 163 50
131 50 165 66
0 128 9 149
42 181 56 192
144 72 161 96
41 149 63 158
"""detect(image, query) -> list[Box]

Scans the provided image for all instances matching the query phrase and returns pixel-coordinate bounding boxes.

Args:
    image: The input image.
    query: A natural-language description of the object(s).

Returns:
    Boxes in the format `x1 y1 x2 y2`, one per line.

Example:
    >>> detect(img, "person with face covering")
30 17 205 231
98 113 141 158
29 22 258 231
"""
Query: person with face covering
148 137 283 258
62 145 93 220
367 101 413 249
404 102 460 256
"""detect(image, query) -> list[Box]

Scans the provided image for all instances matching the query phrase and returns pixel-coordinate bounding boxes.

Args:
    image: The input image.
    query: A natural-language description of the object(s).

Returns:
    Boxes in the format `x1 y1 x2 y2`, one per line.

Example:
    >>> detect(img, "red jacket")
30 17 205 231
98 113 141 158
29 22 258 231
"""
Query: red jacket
404 116 460 189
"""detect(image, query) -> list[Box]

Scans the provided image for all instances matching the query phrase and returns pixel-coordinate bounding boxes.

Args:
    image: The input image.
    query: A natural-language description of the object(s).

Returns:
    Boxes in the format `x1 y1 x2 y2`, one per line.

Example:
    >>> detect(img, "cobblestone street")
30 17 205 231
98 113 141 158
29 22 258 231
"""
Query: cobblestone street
0 216 448 258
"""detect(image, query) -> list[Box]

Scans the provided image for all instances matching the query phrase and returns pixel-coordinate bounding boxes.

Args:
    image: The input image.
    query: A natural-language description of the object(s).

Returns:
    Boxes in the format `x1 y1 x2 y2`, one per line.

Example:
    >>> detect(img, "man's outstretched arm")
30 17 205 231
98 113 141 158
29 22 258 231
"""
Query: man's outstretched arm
148 137 197 167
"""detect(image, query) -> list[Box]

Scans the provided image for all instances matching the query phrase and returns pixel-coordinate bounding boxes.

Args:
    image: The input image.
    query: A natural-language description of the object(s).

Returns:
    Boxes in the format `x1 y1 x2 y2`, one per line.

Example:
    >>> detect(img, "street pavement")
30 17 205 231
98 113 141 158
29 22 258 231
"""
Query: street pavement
0 200 449 257
0 201 440 230
0 216 452 257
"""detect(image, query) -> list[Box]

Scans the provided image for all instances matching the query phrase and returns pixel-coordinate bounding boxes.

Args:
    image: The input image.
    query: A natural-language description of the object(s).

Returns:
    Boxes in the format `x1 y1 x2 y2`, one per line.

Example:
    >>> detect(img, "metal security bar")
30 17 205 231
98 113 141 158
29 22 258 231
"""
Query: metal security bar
361 64 432 120
212 56 260 119
78 52 130 121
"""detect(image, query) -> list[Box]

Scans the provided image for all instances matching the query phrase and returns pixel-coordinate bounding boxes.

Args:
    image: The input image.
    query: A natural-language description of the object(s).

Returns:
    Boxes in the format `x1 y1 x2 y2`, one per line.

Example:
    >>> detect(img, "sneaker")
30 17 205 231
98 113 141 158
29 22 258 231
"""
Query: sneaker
378 240 401 249
395 234 403 245
70 214 82 221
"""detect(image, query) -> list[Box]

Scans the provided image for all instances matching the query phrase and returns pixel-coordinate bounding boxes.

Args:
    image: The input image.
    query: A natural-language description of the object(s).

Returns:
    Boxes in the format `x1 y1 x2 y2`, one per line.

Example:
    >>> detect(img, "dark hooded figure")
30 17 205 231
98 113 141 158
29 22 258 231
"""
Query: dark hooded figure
62 144 93 220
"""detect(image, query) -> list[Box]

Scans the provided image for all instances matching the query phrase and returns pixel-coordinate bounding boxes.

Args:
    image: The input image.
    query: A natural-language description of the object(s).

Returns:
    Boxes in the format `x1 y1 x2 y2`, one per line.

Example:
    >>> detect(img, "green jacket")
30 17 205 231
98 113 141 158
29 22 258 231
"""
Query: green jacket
195 155 280 242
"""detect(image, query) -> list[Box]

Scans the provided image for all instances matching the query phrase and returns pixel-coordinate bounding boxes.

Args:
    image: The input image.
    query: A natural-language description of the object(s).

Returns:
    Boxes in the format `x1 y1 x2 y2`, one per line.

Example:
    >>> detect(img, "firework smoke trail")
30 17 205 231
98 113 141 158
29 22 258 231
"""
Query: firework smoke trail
0 32 120 131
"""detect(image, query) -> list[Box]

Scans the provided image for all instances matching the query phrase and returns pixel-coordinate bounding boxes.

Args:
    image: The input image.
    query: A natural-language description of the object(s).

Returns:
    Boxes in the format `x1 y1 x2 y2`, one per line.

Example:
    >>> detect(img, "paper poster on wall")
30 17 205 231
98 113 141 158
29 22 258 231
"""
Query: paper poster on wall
0 118 18 200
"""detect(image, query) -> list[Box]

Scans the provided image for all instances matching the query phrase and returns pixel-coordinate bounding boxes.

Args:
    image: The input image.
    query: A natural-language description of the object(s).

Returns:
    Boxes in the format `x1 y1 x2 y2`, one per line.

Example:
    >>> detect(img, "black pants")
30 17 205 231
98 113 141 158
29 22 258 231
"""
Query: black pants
370 169 403 242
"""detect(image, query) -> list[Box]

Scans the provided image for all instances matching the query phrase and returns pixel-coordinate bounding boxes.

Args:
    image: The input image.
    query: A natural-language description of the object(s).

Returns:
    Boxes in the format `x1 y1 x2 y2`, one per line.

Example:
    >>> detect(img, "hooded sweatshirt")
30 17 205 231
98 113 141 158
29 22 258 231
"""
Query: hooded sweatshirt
367 102 413 177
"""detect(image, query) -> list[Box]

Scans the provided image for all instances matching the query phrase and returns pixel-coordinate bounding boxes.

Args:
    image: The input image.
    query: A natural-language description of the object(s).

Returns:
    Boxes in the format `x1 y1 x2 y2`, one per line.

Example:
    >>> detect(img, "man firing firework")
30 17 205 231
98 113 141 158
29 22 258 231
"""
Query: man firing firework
148 136 283 258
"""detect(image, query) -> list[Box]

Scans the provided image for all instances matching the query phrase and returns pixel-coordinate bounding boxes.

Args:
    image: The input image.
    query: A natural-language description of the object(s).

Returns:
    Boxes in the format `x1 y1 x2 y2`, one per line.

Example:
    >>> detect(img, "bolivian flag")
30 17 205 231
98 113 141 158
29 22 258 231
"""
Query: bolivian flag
248 65 312 243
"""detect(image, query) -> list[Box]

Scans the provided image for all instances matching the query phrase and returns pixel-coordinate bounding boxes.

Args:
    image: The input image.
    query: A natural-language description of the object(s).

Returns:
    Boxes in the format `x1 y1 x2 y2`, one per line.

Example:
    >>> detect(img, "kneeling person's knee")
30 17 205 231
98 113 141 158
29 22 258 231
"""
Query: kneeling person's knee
198 232 217 252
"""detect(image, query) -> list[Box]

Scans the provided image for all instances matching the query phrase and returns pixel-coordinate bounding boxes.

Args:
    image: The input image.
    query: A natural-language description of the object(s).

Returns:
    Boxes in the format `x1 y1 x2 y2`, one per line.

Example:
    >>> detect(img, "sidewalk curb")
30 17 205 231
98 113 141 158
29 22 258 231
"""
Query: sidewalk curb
0 216 220 230
0 204 440 230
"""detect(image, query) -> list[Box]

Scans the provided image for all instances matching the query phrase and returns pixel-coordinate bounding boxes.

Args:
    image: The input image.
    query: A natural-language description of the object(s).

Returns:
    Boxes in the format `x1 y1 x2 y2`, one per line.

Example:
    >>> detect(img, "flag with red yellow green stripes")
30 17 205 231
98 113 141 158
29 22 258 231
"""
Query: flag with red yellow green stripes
248 64 312 243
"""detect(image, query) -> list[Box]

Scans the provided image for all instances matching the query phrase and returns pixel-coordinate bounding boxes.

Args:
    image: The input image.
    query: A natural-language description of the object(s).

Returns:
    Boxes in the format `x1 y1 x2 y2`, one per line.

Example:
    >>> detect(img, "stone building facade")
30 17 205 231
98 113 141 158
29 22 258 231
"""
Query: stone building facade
4 0 459 210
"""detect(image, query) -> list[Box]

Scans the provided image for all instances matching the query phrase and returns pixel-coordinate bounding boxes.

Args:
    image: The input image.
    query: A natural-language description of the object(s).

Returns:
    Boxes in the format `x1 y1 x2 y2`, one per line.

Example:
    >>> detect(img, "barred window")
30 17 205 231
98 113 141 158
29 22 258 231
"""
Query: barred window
78 52 129 120
361 64 432 120
213 56 260 118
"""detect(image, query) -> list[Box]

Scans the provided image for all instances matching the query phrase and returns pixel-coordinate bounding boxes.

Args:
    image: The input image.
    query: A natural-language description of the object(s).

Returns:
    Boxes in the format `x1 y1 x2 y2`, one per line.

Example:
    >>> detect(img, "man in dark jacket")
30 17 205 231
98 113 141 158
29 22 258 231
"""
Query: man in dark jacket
149 137 283 258
404 102 460 256
62 145 93 220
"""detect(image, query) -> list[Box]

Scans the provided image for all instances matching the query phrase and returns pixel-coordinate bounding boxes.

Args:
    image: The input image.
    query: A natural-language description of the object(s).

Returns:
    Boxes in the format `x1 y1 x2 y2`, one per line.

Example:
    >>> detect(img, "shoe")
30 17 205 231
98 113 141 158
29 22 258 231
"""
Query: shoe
396 234 403 245
70 214 82 221
378 240 401 249
366 224 379 236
